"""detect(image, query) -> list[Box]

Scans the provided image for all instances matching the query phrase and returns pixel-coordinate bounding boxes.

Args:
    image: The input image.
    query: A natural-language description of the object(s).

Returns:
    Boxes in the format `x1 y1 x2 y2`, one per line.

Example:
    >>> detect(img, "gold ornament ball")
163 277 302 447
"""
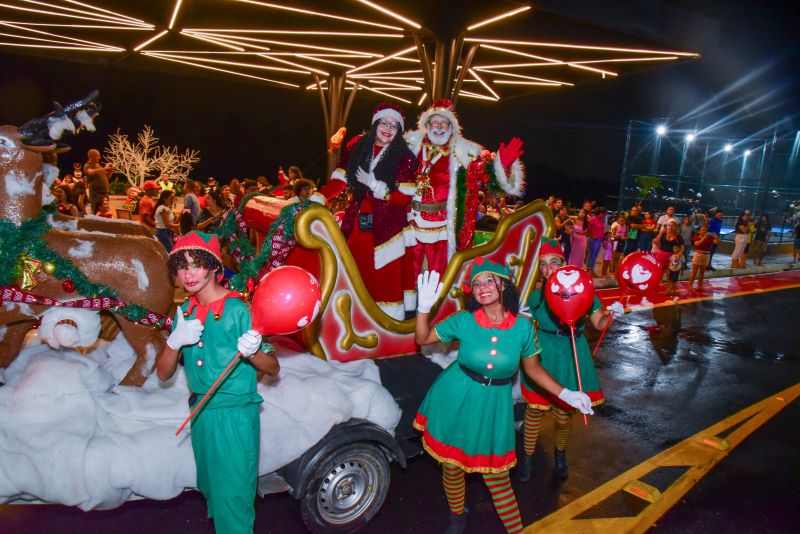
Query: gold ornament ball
42 261 57 275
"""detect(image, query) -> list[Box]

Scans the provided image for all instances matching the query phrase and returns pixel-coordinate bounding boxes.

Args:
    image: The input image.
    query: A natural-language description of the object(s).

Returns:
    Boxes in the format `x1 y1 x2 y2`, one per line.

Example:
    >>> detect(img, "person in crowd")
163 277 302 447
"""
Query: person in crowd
556 207 572 260
624 205 642 255
154 189 180 253
679 215 694 268
197 189 227 234
197 181 208 210
551 198 563 217
69 181 87 216
229 178 242 208
206 176 219 194
586 207 606 275
52 184 79 217
688 225 718 291
256 175 269 192
707 209 724 270
665 244 682 295
414 263 592 534
93 196 113 218
517 238 620 483
751 214 770 266
157 231 279 534
138 180 161 231
609 212 627 273
82 148 112 213
568 208 588 268
654 219 685 275
286 178 314 204
638 210 657 252
793 217 800 262
182 179 201 227
601 231 613 277
656 205 680 234
730 211 749 268
741 210 756 267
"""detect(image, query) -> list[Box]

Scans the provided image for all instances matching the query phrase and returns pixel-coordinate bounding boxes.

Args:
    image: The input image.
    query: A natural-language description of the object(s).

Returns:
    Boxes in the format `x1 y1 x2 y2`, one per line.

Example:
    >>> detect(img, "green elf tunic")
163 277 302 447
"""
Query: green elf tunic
177 293 268 534
413 308 541 473
521 288 604 411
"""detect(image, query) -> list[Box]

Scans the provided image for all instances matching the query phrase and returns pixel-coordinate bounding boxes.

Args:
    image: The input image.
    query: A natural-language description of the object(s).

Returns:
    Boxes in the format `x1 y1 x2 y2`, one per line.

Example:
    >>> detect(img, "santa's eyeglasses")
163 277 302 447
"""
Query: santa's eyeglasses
429 119 451 129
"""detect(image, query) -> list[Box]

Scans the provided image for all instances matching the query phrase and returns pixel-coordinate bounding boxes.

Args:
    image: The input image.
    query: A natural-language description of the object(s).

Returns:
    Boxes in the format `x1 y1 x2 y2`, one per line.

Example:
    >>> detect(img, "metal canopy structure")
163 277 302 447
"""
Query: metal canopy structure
0 0 705 173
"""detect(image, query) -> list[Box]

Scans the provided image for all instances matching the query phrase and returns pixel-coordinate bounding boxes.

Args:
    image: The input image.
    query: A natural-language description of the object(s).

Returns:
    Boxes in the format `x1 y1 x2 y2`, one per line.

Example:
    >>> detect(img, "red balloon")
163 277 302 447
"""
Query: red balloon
543 266 595 325
333 211 345 226
251 266 322 335
616 252 663 296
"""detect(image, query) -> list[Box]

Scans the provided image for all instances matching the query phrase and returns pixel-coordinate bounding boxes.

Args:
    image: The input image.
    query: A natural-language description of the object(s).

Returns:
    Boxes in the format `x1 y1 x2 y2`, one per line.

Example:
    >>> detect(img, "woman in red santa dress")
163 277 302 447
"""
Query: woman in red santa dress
317 103 419 319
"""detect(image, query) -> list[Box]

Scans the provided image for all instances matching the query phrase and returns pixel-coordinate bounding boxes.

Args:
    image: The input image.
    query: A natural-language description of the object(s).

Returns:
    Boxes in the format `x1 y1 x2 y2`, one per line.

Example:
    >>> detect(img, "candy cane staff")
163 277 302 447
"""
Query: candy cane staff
413 260 592 534
156 231 279 534
516 237 624 483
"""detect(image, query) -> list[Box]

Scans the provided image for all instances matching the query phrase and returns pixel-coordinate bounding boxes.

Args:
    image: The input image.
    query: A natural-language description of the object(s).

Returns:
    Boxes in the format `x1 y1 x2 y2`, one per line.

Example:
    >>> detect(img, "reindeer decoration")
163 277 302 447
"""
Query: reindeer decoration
0 124 174 386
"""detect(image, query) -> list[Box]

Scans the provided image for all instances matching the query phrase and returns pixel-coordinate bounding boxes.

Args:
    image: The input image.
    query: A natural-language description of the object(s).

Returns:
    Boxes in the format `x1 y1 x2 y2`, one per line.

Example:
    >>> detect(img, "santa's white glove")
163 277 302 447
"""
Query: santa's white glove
237 329 262 359
356 167 388 199
558 388 594 415
417 270 443 314
166 312 204 350
309 192 327 205
607 301 625 315
518 304 531 318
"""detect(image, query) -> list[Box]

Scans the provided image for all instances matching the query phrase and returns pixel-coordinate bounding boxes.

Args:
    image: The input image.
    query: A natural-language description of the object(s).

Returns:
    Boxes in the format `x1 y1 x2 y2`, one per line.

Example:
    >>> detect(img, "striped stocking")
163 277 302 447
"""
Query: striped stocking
522 406 545 455
552 407 573 451
483 472 524 533
442 463 465 515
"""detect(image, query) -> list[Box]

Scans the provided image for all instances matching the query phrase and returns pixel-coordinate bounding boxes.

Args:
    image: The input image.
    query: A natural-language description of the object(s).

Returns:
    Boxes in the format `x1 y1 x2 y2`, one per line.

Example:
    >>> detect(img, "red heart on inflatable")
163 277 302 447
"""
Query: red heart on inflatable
616 252 663 296
544 266 595 325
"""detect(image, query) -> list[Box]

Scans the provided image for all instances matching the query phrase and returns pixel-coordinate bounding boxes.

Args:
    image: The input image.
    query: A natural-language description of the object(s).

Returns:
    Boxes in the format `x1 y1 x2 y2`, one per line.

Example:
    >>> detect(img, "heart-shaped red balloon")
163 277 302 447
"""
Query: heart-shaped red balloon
616 252 662 296
251 266 322 335
544 266 595 325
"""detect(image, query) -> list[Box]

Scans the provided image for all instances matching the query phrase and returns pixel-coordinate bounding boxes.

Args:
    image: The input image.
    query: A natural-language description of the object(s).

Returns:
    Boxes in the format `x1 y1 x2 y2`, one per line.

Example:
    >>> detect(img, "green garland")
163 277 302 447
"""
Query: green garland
455 166 467 239
228 199 310 291
484 157 502 192
0 208 155 323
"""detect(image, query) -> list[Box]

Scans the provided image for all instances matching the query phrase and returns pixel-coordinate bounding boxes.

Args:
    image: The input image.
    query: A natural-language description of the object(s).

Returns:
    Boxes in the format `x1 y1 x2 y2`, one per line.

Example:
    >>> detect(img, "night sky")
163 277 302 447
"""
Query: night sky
0 0 796 206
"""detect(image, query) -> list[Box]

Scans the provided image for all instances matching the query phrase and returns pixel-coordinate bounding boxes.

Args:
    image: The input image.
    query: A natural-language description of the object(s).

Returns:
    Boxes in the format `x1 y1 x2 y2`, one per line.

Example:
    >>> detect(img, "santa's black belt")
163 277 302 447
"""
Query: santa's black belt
459 363 512 386
538 327 583 338
412 200 446 212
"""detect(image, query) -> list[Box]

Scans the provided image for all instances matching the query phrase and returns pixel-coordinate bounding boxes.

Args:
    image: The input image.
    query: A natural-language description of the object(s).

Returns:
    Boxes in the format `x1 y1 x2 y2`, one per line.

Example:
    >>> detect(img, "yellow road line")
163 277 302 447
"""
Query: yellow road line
623 282 800 312
525 382 800 533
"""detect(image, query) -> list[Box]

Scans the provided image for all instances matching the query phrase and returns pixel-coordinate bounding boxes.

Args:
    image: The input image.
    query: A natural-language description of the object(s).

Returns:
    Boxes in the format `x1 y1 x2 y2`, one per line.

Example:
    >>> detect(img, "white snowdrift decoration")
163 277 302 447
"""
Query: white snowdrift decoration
0 335 400 511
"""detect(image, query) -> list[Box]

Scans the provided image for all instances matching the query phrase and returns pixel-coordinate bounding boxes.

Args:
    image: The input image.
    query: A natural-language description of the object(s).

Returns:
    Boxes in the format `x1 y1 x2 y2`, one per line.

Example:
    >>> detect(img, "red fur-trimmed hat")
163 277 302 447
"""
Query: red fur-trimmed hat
539 236 564 259
171 231 222 265
417 97 461 136
371 102 405 130
461 256 510 294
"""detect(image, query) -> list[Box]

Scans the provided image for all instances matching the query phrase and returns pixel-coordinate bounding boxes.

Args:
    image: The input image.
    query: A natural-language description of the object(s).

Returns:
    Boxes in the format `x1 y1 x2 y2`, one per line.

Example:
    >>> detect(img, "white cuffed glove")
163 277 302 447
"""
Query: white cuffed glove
417 270 443 314
355 167 388 198
518 304 531 318
166 312 204 350
558 388 594 415
607 301 625 315
309 192 327 205
237 329 262 359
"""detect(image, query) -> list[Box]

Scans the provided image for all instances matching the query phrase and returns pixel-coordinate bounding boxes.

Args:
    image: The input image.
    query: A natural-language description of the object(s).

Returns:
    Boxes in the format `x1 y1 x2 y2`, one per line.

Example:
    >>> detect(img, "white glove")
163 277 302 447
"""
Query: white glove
237 329 262 359
607 301 625 316
518 304 531 318
558 388 594 415
356 167 388 198
309 192 326 205
166 312 203 350
417 270 443 314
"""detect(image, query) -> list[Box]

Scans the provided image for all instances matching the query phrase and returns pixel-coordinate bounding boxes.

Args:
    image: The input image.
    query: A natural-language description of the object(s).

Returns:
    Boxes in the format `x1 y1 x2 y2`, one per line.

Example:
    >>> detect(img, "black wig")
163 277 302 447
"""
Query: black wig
465 277 521 315
345 121 411 201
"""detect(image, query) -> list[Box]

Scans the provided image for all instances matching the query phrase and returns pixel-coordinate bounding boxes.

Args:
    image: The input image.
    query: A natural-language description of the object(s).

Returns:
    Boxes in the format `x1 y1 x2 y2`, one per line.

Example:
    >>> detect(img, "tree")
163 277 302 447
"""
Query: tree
634 175 663 208
103 125 200 187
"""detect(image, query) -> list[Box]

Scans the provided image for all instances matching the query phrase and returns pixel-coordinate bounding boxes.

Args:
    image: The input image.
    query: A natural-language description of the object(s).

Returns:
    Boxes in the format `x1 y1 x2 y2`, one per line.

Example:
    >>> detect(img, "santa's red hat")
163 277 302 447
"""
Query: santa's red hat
142 179 160 191
171 231 223 265
371 102 405 130
417 97 461 135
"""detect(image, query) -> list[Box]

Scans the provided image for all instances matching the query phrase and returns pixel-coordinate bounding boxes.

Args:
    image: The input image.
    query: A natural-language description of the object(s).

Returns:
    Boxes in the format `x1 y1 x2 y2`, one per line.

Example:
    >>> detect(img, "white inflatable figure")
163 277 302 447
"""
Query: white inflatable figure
38 308 101 350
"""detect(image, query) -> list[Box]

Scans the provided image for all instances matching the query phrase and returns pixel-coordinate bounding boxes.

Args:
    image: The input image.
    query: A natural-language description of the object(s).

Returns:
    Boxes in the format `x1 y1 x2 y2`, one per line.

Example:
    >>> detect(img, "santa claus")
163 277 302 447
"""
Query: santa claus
401 98 525 279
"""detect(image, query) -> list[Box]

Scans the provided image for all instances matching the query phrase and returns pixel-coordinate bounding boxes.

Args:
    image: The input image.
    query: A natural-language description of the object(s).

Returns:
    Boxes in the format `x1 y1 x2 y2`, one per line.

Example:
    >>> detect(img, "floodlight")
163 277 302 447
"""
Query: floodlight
685 133 695 142
724 143 733 152
656 125 667 136
744 150 751 157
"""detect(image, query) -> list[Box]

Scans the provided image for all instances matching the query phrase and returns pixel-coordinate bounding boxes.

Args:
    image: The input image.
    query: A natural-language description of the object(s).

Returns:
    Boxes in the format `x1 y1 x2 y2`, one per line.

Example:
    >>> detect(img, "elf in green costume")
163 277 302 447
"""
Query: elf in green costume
414 260 593 534
157 231 280 534
516 237 624 482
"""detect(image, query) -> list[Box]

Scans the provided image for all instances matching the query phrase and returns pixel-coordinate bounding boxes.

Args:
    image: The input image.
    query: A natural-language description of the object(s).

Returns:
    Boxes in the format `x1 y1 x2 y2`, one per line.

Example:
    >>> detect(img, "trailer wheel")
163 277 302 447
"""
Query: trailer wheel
299 443 390 533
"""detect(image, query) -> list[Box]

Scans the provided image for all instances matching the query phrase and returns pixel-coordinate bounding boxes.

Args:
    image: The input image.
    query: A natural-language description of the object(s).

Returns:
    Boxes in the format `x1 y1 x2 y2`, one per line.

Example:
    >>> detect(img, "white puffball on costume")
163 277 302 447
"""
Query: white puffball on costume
38 308 101 350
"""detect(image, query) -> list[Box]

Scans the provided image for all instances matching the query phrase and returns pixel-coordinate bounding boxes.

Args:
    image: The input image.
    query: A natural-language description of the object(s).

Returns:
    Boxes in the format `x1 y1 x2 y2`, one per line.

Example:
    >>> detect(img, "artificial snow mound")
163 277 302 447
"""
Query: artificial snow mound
0 335 400 510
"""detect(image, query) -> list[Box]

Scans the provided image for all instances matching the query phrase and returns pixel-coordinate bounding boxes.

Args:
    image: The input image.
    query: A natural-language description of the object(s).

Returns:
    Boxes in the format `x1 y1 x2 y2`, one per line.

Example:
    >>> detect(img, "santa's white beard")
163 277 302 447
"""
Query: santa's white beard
427 129 452 146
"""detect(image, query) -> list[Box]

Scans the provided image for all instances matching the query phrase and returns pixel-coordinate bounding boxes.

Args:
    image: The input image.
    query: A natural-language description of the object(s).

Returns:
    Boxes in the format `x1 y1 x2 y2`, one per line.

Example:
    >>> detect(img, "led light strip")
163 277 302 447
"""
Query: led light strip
168 0 183 30
347 45 417 74
468 68 499 100
183 28 403 38
190 31 383 57
468 37 699 57
473 68 572 86
148 52 310 74
480 43 617 77
61 0 150 26
2 1 150 28
295 54 355 69
467 6 531 31
143 52 300 87
235 0 402 31
181 31 249 52
494 80 562 86
354 0 421 29
133 29 168 52
0 20 123 50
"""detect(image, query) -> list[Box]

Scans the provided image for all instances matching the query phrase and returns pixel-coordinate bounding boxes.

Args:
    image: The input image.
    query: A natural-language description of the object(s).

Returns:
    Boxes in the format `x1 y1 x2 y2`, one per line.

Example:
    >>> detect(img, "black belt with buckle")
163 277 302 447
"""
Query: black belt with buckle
188 392 200 407
458 363 512 386
539 327 583 338
412 200 446 212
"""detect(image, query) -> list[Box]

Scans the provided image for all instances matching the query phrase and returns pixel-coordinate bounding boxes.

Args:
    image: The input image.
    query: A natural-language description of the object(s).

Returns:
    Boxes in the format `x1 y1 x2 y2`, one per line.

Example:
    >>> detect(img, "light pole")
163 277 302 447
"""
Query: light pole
618 119 633 212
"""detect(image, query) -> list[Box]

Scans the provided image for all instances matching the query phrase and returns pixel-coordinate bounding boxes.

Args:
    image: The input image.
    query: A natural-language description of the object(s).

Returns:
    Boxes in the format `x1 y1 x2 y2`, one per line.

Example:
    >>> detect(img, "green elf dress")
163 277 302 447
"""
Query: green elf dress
178 292 270 534
520 288 604 411
414 308 541 473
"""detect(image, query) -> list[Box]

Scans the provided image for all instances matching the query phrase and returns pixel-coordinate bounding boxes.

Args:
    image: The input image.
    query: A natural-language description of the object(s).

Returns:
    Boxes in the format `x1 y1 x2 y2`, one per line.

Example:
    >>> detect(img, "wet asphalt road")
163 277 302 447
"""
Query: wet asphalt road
2 288 799 533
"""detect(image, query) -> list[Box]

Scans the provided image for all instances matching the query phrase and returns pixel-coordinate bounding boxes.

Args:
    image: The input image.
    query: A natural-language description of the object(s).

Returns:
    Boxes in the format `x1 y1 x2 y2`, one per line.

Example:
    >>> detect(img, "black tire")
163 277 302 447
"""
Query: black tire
299 442 390 533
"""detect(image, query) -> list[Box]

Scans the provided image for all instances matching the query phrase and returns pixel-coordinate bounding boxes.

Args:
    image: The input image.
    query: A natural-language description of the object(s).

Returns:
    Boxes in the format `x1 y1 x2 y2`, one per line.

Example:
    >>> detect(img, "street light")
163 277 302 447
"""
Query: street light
744 149 752 157
724 143 733 152
686 133 696 142
656 125 667 136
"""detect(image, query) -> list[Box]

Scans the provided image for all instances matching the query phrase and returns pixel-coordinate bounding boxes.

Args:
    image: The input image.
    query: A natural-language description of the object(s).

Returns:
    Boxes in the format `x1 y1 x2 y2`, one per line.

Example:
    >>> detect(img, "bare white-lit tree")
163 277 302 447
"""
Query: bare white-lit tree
103 125 199 187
